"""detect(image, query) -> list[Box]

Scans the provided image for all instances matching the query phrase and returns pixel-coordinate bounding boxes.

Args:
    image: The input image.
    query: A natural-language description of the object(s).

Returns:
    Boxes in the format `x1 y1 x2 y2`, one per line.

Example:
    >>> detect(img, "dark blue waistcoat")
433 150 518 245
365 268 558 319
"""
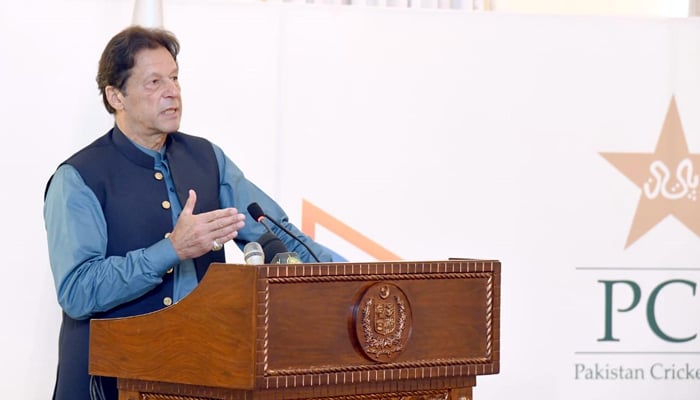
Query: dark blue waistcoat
50 127 226 400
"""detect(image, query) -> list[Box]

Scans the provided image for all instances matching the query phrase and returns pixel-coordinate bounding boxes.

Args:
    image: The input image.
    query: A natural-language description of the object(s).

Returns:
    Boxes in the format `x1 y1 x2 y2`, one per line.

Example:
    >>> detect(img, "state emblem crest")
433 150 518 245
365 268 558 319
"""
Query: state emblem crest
354 282 412 362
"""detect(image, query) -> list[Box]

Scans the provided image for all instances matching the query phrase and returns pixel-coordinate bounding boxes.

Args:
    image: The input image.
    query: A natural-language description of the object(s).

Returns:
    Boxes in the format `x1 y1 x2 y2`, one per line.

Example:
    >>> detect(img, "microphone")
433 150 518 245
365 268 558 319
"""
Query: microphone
257 232 301 264
243 241 264 265
247 202 321 262
247 202 274 234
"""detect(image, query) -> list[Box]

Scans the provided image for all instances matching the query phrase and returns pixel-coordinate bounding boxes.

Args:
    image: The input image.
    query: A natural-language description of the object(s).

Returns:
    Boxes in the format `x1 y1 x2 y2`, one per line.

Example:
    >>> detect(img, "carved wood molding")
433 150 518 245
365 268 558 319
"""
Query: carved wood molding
136 389 451 400
319 389 449 400
141 394 209 400
266 357 491 376
266 272 493 284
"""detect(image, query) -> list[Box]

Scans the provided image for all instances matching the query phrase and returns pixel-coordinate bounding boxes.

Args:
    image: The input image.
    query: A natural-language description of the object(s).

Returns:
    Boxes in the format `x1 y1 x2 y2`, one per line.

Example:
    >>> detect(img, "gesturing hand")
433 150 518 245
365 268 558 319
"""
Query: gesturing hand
168 189 246 260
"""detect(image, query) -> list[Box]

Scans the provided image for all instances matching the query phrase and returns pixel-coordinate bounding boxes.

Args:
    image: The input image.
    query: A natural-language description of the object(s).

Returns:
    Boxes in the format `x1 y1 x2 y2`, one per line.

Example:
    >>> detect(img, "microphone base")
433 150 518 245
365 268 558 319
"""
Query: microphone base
271 252 302 264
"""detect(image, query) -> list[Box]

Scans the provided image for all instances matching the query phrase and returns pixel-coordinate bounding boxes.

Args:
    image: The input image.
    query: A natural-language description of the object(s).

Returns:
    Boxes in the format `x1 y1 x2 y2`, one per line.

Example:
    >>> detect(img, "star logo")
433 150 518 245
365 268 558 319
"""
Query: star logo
601 96 700 248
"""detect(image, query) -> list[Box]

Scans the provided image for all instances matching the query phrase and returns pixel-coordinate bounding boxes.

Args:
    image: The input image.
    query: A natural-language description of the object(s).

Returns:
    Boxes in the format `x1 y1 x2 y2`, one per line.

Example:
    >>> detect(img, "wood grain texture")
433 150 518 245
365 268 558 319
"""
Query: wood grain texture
91 260 500 399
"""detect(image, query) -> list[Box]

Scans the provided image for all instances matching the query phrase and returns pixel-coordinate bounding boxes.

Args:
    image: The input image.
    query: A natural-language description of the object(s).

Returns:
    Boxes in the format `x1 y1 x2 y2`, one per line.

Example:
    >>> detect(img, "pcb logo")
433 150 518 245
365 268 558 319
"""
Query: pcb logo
354 282 412 362
600 96 700 248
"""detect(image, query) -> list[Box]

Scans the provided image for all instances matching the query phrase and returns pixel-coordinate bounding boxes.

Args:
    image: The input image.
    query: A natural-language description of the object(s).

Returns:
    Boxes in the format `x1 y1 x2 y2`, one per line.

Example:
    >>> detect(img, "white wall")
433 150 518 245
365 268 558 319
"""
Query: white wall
1 1 698 399
491 0 690 16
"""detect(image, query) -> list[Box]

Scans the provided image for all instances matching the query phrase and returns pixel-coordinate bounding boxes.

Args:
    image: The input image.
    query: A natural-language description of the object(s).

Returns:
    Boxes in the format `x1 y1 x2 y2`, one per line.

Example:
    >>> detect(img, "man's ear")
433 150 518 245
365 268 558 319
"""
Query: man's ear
105 86 126 111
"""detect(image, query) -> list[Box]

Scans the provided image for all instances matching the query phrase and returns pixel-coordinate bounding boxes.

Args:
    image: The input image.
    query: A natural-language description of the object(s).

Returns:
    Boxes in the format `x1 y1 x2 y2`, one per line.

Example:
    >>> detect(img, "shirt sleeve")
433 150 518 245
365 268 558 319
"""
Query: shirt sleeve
213 144 345 262
43 165 181 320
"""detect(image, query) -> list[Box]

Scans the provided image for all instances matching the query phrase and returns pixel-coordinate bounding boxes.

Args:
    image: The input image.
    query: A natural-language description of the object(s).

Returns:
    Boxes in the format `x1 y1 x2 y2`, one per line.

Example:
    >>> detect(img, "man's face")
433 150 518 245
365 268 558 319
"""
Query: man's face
116 46 181 139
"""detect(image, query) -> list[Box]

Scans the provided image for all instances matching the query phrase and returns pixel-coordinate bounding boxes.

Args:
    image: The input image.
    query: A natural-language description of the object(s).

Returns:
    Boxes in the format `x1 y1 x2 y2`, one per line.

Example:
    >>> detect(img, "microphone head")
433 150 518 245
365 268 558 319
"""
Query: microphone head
243 241 264 265
247 202 266 222
257 232 289 264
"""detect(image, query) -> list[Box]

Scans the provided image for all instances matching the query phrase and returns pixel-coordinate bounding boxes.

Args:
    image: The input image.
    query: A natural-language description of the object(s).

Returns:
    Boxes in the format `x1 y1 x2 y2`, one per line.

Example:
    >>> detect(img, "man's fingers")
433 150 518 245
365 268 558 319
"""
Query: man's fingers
211 219 246 249
207 212 246 242
181 189 197 216
171 201 246 259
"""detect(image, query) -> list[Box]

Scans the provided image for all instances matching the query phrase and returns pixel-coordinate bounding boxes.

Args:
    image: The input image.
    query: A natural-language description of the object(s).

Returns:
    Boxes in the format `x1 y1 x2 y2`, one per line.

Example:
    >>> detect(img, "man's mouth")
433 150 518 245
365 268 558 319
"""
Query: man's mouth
162 107 178 116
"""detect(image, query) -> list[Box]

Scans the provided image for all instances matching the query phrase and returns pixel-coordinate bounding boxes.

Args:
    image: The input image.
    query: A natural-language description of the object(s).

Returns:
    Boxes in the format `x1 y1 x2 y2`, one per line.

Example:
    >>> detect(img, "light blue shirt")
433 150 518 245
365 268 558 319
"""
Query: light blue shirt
44 141 341 320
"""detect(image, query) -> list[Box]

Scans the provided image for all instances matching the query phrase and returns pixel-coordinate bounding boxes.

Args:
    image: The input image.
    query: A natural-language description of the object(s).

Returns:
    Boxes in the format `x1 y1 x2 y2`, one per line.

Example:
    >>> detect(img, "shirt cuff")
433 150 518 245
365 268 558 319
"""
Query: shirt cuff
144 238 182 275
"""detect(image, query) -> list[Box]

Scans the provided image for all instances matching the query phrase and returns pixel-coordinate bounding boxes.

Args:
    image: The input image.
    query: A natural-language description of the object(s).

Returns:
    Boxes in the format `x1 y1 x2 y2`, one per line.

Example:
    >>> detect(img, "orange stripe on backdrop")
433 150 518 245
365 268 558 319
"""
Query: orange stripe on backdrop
301 199 401 261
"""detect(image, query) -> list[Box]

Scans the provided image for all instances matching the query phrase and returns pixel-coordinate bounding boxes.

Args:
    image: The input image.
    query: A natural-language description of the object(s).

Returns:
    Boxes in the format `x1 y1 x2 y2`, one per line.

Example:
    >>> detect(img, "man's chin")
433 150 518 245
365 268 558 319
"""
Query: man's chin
160 121 181 134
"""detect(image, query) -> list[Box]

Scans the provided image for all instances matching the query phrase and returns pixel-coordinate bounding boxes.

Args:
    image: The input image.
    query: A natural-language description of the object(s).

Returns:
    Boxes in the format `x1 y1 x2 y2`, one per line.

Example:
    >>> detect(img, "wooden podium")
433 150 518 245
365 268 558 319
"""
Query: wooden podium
90 260 500 400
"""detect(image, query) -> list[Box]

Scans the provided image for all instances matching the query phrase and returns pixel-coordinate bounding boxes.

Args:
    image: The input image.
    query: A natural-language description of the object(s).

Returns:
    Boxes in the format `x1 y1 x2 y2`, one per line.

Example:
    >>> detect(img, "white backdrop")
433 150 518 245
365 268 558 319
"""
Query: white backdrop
1 1 698 399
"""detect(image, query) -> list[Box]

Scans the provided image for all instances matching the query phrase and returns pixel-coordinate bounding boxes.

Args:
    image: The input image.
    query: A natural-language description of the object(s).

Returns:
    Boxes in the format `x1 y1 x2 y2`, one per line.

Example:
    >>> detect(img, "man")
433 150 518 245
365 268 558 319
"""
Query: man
44 26 339 400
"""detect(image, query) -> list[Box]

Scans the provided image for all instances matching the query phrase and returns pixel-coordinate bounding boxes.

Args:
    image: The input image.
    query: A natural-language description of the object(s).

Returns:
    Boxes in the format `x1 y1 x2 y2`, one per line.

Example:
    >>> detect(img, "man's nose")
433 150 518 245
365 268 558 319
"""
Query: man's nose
162 78 180 97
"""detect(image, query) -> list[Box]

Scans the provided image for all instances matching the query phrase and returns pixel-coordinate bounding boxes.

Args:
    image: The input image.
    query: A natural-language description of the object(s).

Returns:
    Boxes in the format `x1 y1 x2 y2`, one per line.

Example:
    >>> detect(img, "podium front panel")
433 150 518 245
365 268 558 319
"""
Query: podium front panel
256 260 500 391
